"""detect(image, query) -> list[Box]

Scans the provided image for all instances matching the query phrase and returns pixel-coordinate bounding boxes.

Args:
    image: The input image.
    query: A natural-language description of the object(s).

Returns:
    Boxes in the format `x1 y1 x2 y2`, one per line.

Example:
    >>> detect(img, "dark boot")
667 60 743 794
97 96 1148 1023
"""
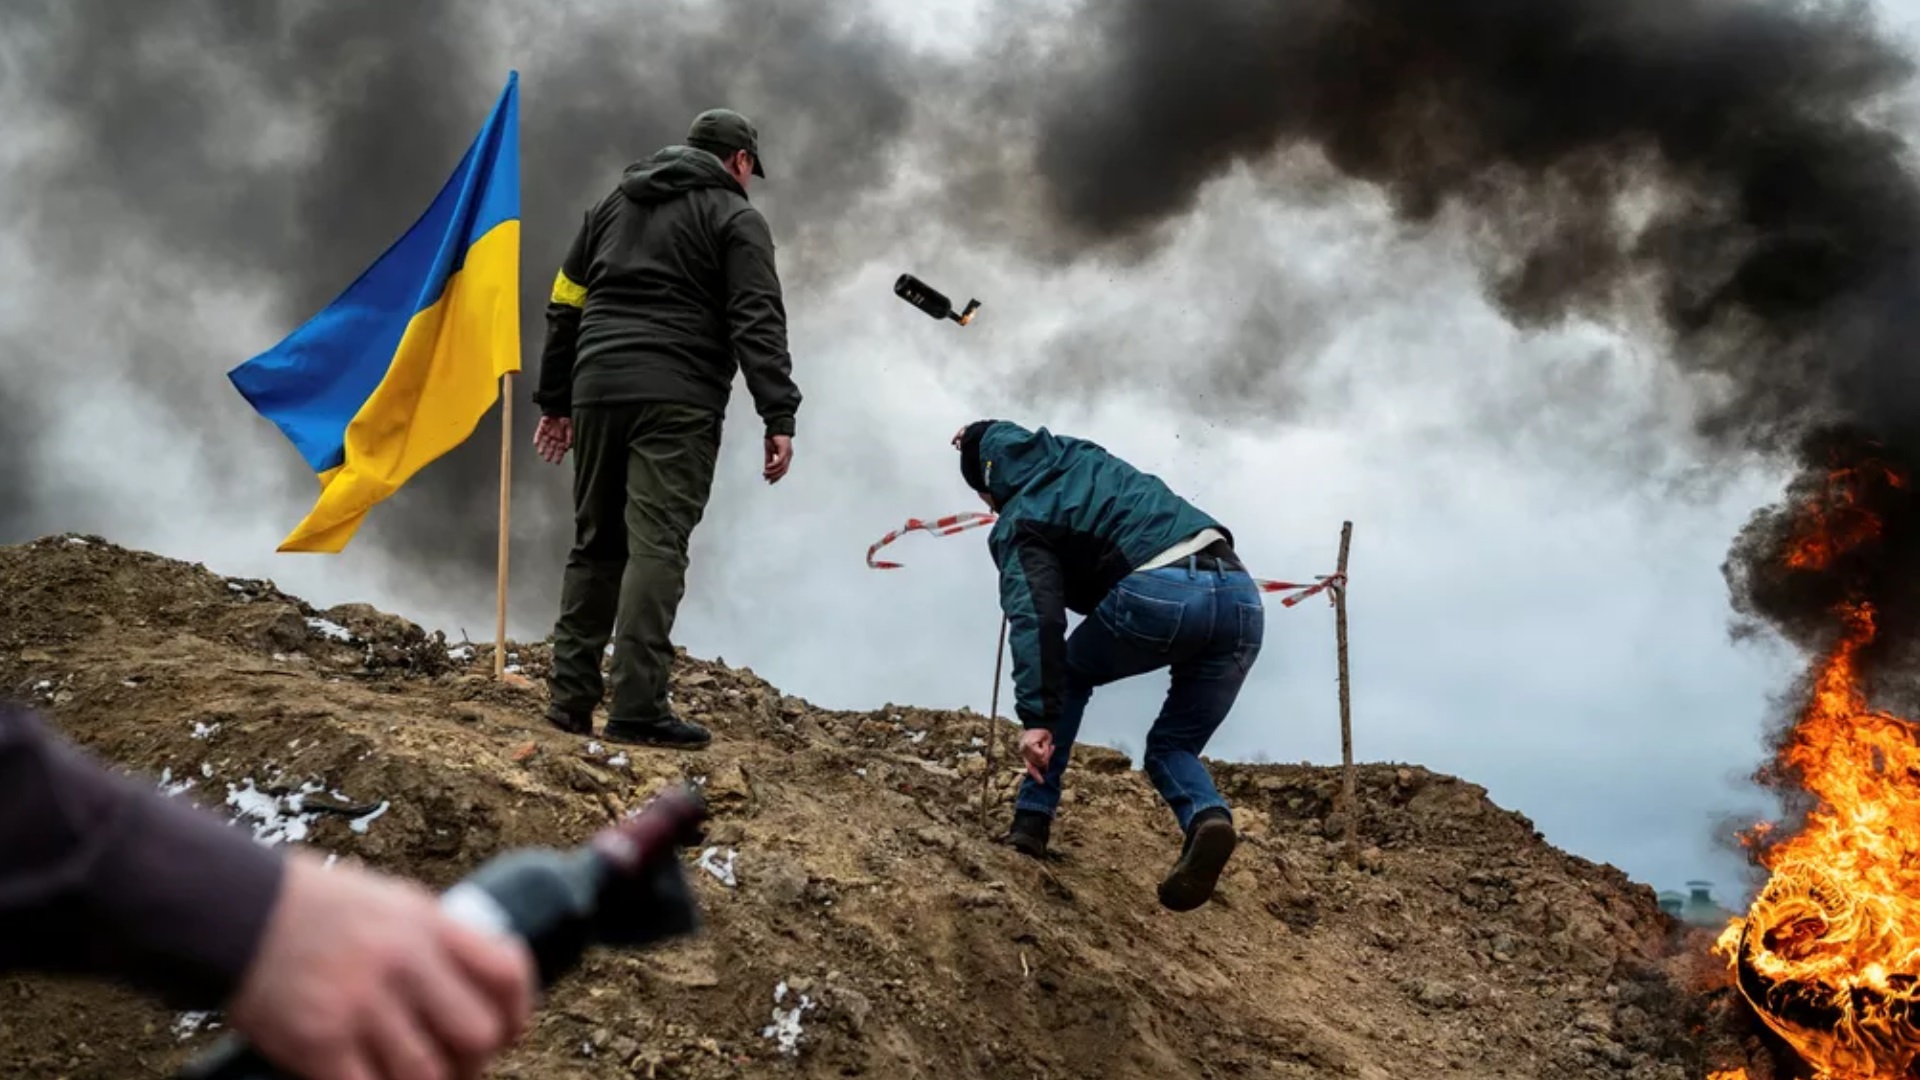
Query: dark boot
603 713 712 750
544 703 592 736
1158 808 1236 913
1004 810 1051 859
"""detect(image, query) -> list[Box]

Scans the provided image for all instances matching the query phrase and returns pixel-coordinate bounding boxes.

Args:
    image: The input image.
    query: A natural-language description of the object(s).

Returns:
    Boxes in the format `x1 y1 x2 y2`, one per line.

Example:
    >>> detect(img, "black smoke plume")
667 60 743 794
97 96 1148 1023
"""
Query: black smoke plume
1004 0 1920 691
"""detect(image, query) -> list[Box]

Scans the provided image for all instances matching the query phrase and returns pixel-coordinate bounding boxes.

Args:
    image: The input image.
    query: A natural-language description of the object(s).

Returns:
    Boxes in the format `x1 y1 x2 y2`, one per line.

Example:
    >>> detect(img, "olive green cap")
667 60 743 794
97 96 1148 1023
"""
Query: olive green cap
687 107 765 178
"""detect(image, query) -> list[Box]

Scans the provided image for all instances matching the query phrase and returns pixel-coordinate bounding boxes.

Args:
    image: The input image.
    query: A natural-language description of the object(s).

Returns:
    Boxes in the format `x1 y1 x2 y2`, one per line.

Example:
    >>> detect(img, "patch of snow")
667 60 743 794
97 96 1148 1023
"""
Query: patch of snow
585 741 605 757
191 722 220 740
607 753 629 768
854 768 868 777
227 582 248 593
172 1011 216 1040
762 980 814 1056
907 730 929 744
65 537 89 546
970 737 985 747
200 762 214 778
698 846 738 887
348 801 390 834
323 853 339 869
226 778 324 847
157 768 196 798
306 617 354 643
446 643 475 661
121 678 140 688
33 680 51 693
505 664 523 675
271 652 292 663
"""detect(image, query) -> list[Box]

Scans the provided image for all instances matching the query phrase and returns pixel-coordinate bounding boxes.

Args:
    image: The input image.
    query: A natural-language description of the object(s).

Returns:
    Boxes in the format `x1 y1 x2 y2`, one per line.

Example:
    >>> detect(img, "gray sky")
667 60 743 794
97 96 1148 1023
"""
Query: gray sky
8 0 1920 901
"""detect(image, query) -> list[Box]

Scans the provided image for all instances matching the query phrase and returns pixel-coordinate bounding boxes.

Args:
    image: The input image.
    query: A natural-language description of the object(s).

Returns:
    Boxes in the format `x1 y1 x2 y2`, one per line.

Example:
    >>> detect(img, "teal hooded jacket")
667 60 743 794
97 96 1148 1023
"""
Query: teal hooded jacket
966 421 1227 732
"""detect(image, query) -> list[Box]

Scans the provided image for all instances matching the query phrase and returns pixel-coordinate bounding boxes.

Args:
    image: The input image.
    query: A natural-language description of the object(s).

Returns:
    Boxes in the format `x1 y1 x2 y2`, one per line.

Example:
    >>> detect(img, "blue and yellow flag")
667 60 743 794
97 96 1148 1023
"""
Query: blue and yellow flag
231 72 522 553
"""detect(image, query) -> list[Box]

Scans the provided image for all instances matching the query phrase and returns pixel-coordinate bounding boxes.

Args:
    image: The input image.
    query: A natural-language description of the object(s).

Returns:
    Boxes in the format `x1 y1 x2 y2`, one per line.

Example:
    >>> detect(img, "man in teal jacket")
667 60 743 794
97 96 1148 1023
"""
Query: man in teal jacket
953 419 1266 912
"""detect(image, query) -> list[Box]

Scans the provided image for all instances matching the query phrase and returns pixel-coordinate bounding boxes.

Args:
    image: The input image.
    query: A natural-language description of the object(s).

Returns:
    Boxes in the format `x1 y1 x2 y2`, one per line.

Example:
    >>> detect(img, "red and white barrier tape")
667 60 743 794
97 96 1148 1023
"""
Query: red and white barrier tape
1257 573 1348 608
865 512 1345 606
865 512 999 569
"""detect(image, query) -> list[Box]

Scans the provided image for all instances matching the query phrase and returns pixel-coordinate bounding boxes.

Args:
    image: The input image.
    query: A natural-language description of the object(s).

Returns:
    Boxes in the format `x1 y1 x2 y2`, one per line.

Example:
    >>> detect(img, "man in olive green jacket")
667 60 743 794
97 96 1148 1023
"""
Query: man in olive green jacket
533 108 801 749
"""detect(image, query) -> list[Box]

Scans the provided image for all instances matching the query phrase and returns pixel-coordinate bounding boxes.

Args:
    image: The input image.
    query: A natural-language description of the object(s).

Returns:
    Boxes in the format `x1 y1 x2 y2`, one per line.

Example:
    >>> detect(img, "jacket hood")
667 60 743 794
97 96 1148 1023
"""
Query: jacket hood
975 421 1070 505
618 145 746 203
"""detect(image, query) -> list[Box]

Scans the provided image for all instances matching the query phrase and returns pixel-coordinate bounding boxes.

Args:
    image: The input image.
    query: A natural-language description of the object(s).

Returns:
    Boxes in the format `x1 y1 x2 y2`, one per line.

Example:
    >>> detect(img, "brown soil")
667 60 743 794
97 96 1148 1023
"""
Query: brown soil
0 534 1773 1079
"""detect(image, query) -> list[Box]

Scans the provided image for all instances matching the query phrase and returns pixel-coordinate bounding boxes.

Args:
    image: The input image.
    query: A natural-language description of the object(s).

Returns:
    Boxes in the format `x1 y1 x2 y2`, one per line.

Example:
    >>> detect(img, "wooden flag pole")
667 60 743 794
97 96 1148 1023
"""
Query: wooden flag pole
1334 520 1357 866
981 614 1009 831
494 373 514 680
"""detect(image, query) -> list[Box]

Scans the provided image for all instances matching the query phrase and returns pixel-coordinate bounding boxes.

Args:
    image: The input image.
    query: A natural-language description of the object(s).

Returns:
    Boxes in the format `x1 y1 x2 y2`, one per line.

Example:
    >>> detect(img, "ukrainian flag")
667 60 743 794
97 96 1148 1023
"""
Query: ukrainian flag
230 72 522 553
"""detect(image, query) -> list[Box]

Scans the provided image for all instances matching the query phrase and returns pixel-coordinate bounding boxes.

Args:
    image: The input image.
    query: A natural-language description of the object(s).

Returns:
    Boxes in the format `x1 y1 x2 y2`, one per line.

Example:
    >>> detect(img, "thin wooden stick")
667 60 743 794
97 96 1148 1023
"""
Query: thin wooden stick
1334 520 1357 866
981 614 1009 831
494 373 513 680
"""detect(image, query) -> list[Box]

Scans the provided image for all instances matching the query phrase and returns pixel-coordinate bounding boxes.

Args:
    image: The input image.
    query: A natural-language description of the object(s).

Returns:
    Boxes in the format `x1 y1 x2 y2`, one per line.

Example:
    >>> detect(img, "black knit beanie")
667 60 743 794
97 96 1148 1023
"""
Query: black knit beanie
957 420 996 493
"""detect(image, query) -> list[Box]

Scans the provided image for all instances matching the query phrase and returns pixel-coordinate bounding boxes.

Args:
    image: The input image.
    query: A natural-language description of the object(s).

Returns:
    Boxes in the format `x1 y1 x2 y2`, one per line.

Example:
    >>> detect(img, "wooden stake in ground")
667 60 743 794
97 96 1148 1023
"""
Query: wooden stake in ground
981 614 1009 832
1334 520 1357 866
494 373 515 682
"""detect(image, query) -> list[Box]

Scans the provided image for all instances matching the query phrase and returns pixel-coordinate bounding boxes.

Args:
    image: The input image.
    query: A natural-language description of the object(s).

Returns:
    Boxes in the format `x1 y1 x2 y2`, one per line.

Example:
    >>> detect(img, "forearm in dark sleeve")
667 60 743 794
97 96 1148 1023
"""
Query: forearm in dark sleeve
995 533 1069 731
533 212 591 417
0 706 285 1010
722 209 802 438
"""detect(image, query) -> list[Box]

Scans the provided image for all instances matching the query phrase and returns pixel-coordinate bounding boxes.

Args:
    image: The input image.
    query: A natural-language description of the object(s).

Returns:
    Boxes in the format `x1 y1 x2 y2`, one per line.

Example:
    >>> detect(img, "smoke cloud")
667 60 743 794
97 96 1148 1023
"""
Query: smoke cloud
979 0 1920 682
1009 0 1916 437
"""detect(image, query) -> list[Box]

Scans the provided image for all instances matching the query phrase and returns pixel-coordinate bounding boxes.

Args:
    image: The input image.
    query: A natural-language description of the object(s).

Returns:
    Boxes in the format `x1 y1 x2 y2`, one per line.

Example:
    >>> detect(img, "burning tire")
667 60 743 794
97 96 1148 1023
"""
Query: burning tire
1729 863 1920 1078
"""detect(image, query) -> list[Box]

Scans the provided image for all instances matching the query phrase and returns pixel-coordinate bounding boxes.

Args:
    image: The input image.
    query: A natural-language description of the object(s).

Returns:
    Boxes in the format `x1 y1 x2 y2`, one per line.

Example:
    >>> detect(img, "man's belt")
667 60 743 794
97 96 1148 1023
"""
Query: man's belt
1188 537 1243 572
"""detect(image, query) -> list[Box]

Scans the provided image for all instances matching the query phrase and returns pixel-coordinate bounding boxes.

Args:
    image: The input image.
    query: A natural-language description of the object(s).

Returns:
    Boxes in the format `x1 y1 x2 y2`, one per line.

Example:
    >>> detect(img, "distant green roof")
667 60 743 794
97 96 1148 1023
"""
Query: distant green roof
1665 880 1738 927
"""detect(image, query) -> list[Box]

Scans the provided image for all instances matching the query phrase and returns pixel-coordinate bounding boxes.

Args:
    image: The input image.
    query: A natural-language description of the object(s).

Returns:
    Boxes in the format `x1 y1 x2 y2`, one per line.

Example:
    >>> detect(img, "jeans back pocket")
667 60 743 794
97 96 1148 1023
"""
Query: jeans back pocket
1235 600 1266 672
1102 585 1186 653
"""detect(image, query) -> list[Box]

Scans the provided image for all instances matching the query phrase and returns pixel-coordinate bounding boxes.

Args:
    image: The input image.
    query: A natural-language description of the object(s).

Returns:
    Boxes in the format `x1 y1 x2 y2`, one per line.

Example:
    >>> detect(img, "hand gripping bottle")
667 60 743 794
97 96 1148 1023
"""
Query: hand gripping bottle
176 785 710 1080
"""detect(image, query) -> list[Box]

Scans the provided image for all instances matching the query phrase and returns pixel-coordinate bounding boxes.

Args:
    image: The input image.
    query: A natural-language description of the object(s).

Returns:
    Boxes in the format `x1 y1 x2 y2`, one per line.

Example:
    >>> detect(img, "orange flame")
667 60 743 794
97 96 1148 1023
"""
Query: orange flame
1716 462 1920 1078
1708 1070 1751 1080
1782 464 1899 571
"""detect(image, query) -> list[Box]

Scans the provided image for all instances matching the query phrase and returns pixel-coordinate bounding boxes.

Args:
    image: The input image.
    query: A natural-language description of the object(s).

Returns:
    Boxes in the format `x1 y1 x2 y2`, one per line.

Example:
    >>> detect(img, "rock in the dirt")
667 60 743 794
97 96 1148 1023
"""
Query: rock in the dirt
704 761 754 807
829 985 872 1035
1077 744 1131 774
751 855 809 908
1572 1005 1614 1034
1409 979 1464 1009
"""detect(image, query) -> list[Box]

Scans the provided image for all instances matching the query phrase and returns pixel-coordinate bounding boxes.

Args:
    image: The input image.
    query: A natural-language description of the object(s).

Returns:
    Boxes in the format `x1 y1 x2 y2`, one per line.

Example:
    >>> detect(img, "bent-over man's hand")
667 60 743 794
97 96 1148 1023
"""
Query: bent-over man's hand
763 435 793 484
228 850 537 1080
534 416 573 465
1020 728 1054 783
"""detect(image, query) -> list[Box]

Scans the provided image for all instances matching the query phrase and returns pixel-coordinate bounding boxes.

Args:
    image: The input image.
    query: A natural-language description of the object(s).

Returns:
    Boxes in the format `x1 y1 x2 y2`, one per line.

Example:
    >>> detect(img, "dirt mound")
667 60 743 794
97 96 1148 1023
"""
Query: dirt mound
0 534 1763 1079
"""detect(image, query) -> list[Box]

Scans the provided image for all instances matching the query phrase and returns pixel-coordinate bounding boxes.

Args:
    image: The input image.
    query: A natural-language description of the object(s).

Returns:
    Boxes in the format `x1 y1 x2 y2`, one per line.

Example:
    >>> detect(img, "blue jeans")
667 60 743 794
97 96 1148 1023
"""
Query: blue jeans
1015 556 1266 832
